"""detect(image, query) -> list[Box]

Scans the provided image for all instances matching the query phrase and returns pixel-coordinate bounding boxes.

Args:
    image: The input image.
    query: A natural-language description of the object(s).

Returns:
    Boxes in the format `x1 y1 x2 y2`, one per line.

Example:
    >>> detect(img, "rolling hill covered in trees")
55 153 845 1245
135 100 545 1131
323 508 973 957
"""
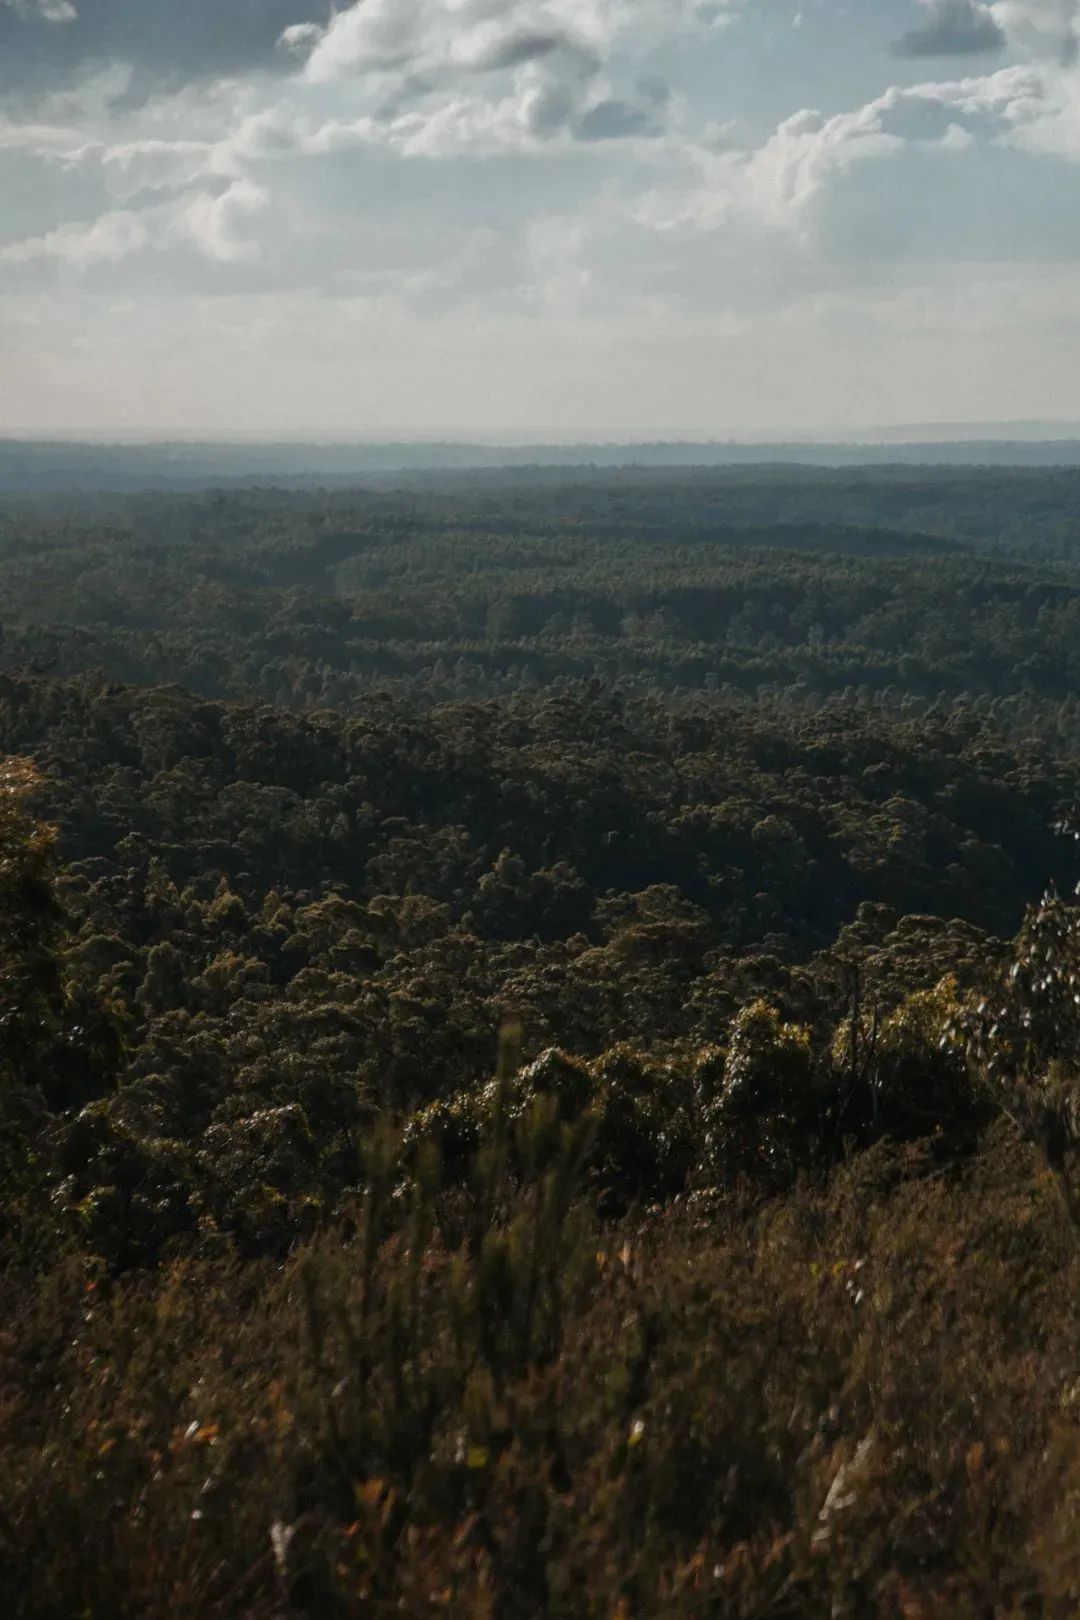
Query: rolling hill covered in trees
5 468 1080 1617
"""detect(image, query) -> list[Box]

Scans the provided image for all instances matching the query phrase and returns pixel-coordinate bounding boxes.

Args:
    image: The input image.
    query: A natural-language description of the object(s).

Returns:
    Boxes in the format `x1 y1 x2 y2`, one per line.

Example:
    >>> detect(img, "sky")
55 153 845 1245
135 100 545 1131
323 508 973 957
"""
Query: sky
2 0 1080 440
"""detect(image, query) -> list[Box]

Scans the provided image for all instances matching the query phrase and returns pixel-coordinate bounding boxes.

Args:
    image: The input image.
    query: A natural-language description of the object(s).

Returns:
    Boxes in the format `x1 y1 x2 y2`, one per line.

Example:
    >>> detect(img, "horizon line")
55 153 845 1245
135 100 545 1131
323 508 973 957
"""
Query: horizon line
7 422 1080 449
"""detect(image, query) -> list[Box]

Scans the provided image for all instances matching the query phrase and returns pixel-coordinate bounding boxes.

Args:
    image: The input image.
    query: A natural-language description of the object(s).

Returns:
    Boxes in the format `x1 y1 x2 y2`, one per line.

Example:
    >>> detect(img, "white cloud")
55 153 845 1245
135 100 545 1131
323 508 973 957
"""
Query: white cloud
2 0 77 21
295 2 606 153
278 23 324 57
0 208 148 266
105 139 224 194
991 1 1080 63
0 157 266 274
0 113 77 156
170 178 268 262
297 0 739 83
637 65 1048 242
282 0 736 153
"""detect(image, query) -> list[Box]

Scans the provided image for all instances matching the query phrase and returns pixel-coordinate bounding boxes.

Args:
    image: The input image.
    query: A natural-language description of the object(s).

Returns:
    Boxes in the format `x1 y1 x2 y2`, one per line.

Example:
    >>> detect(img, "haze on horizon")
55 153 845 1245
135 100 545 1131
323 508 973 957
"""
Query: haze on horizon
4 0 1080 441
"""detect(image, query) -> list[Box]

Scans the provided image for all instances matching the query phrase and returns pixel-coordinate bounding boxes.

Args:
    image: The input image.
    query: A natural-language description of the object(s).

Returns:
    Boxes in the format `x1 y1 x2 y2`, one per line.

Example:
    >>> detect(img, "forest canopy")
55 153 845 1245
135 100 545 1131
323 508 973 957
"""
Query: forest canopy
5 468 1080 1617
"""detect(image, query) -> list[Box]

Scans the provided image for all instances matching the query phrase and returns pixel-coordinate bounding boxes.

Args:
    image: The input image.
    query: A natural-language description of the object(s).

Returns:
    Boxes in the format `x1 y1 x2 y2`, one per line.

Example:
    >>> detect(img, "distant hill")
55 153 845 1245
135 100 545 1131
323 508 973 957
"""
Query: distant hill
6 435 1080 492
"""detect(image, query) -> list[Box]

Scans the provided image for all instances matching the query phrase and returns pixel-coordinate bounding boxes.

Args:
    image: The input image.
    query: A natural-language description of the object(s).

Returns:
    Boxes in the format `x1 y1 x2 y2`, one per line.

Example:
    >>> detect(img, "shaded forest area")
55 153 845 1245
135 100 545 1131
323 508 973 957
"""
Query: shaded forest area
6 466 1080 709
6 468 1080 1616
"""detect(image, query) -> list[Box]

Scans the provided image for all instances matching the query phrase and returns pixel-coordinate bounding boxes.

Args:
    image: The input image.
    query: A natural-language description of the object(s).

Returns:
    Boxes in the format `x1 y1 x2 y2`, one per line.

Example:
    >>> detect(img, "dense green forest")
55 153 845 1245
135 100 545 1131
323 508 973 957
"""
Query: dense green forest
6 468 1080 1616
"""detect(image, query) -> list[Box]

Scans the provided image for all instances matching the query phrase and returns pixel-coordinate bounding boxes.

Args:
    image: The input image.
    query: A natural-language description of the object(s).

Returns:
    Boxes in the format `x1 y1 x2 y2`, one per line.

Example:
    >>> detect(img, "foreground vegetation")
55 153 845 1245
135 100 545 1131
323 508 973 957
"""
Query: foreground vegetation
4 470 1080 1614
9 1126 1080 1619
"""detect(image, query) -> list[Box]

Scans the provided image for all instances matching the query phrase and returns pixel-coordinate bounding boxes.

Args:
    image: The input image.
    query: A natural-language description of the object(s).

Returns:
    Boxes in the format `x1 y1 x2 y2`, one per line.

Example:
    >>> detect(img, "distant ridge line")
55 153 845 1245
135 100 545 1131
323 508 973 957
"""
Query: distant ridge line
6 436 1080 492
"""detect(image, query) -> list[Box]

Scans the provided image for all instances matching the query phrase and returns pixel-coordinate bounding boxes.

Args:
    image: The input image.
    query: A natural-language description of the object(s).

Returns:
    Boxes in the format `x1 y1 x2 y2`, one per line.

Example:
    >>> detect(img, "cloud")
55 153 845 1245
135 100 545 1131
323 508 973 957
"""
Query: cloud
991 1 1079 64
295 0 610 88
277 1 689 154
628 63 1047 265
295 0 709 85
455 27 568 74
0 0 743 97
0 173 268 282
894 1 1006 57
90 138 225 201
738 71 1037 226
577 97 665 142
0 0 731 157
278 23 324 59
0 207 148 266
693 0 741 24
172 178 268 262
2 0 76 20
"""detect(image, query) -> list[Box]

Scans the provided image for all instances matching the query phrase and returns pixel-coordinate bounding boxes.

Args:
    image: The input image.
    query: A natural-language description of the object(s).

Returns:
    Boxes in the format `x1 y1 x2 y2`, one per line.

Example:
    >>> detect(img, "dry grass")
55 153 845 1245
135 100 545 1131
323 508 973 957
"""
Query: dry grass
3 1124 1080 1618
